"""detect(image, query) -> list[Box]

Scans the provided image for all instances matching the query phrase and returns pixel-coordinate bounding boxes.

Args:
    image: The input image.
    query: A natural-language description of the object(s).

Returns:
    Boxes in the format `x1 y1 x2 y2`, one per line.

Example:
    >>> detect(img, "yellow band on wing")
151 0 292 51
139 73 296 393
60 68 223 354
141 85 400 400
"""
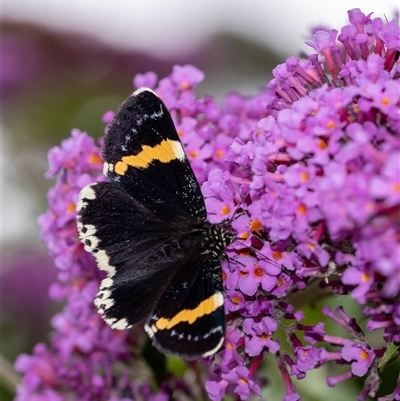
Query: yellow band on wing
155 292 224 330
115 139 185 175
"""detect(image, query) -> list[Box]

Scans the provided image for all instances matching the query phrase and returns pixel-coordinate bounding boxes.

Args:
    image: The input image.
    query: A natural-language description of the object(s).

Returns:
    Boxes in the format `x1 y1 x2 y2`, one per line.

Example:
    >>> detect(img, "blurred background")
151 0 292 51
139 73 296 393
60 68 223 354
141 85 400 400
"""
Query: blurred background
1 1 399 400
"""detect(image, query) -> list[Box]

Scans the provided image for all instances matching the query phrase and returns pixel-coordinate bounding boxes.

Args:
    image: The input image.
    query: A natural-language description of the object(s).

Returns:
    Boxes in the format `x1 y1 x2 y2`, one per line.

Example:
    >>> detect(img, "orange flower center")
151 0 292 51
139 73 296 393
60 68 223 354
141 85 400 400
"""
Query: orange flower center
250 219 263 232
307 242 316 251
215 149 224 158
221 205 231 215
318 139 328 149
298 204 307 214
89 153 102 164
232 296 241 305
300 171 309 182
361 272 369 283
181 81 190 90
326 120 335 130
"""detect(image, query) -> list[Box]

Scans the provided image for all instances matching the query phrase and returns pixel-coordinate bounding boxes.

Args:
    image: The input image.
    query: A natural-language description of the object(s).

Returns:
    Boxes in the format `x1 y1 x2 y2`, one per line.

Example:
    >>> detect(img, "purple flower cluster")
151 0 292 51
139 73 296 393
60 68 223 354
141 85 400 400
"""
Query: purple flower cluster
15 8 399 401
204 9 399 400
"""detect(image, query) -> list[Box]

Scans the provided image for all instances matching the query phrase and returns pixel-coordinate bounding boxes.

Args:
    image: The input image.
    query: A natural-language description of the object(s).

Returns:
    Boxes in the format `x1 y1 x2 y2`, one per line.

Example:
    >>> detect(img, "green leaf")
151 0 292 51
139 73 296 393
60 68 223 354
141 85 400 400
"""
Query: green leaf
378 342 400 371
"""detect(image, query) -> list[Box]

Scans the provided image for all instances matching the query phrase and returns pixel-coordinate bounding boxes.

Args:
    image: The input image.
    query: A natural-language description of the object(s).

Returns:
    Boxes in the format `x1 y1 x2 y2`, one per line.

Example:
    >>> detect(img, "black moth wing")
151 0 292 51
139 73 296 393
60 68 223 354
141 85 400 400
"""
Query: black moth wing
103 87 206 221
76 87 228 358
77 181 208 329
145 256 225 359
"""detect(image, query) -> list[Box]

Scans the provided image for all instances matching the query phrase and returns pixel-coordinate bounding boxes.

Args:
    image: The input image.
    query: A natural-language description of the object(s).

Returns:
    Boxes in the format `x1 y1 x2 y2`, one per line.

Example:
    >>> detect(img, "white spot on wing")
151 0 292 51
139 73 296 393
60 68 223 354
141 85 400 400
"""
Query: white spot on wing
202 333 224 357
79 224 96 237
95 295 114 312
144 323 156 337
77 220 116 278
100 277 114 289
133 87 157 97
171 140 186 161
81 185 96 200
150 105 164 119
96 250 115 276
213 292 224 308
76 185 96 211
76 198 87 212
84 235 99 251
102 162 108 176
98 288 112 301
111 318 130 330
